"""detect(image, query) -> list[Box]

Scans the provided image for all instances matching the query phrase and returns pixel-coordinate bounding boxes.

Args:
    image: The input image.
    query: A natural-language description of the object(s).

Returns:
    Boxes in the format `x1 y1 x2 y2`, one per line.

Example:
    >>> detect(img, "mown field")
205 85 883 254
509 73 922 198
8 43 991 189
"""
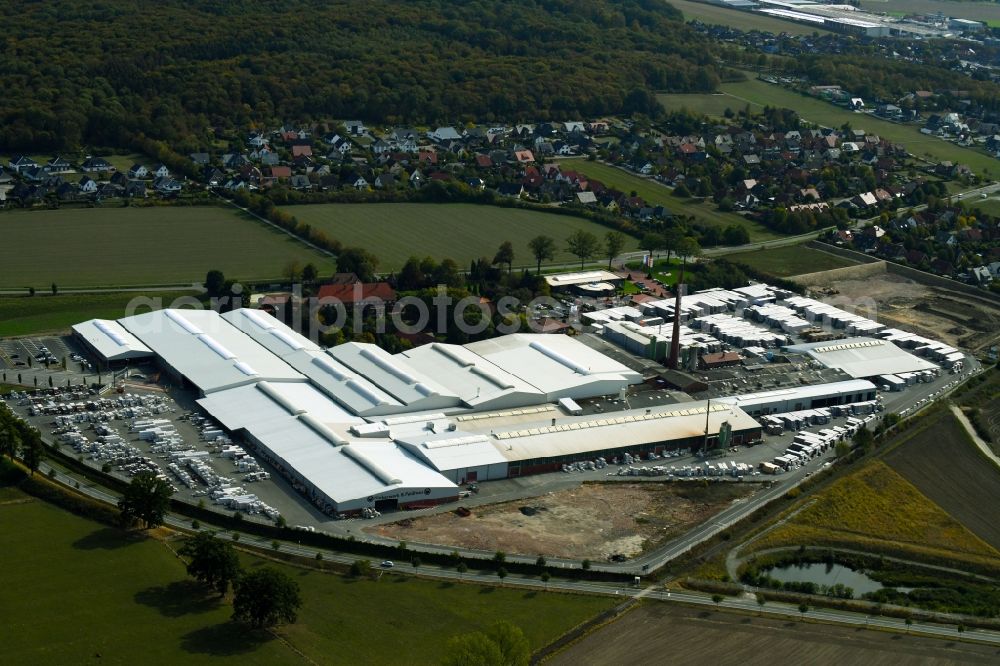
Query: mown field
555 161 781 242
659 76 1000 175
0 207 336 289
0 291 189 337
0 482 614 665
285 203 637 271
659 92 741 118
668 0 833 35
723 244 858 277
549 603 1000 666
885 412 1000 552
748 459 1000 570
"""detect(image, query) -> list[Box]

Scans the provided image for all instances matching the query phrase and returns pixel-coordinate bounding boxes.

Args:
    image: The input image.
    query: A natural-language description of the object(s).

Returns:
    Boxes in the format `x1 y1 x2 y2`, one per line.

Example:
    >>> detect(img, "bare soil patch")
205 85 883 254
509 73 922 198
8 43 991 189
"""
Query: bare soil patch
549 602 1000 666
369 481 757 561
805 273 1000 351
885 413 1000 552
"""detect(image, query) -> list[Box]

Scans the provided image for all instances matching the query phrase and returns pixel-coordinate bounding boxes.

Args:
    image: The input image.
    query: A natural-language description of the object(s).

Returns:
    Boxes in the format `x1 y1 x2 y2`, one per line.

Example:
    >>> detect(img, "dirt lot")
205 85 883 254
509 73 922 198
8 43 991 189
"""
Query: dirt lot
549 603 1000 666
803 272 1000 351
369 481 758 560
885 413 1000 552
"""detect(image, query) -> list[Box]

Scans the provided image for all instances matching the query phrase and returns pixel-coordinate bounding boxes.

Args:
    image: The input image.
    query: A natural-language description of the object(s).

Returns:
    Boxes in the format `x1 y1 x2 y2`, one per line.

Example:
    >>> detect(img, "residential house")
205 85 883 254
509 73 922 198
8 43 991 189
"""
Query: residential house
430 127 462 142
128 164 148 179
514 149 535 164
374 173 397 189
81 157 114 172
497 183 525 198
291 145 313 158
78 176 97 193
290 175 312 190
189 153 211 166
8 156 38 173
45 156 73 174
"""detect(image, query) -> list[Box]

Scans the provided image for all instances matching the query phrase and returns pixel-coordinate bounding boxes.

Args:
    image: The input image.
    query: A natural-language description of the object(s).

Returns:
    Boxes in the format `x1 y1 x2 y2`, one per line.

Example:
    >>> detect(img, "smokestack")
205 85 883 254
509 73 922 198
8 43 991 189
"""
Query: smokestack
668 276 684 369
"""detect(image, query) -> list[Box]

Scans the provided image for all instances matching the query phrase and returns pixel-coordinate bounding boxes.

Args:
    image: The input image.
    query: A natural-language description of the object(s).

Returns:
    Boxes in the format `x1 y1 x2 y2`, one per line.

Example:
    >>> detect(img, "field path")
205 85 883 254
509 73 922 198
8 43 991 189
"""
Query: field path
950 404 1000 471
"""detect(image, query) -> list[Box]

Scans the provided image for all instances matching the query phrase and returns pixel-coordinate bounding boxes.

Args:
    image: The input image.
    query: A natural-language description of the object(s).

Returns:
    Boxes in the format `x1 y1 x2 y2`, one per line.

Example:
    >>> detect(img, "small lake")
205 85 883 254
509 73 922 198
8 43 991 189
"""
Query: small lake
763 562 909 596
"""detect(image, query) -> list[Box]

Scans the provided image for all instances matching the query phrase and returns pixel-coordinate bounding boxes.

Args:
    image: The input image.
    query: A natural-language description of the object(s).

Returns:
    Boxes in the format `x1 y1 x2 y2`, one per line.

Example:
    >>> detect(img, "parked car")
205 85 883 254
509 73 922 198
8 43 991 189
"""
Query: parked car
380 560 394 568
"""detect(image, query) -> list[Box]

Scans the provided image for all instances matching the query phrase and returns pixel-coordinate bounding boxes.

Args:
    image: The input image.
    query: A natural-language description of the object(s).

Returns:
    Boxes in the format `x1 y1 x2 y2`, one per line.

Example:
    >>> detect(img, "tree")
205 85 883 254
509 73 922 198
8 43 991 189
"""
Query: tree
456 561 468 579
204 270 226 298
350 559 372 577
496 566 508 586
411 555 422 572
493 550 506 564
443 622 531 666
535 555 547 567
566 230 600 268
337 247 380 282
712 594 724 606
540 571 551 589
605 231 626 269
798 603 809 620
118 470 173 529
835 440 851 459
581 559 591 571
232 567 302 629
301 263 319 284
756 592 766 615
51 283 58 296
493 241 515 274
283 259 303 283
179 531 241 595
639 232 664 261
528 235 556 273
22 435 42 476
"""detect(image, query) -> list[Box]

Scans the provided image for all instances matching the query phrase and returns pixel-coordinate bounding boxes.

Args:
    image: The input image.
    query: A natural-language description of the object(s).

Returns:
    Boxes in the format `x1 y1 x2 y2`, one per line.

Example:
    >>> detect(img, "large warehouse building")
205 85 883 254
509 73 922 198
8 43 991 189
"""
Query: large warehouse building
74 308 764 514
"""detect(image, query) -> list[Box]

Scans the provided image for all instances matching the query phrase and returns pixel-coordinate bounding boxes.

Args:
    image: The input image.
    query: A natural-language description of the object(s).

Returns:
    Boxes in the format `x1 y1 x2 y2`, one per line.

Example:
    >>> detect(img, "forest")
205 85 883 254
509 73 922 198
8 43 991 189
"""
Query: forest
0 0 726 152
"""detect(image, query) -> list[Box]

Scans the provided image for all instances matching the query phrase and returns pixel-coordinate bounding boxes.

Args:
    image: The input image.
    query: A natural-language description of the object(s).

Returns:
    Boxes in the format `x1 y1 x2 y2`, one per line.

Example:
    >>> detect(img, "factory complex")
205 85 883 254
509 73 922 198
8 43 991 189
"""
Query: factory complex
708 0 985 38
71 281 965 516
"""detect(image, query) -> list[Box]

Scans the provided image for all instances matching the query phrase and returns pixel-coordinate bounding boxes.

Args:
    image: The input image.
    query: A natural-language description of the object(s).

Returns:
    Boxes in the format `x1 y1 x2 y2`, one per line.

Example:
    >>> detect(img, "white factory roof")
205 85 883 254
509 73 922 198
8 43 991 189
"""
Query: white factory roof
395 431 509 473
118 309 305 393
221 308 322 357
328 342 461 409
282 349 404 416
399 343 543 410
464 334 642 398
544 269 622 288
72 319 154 361
197 384 455 504
716 379 877 410
482 400 759 462
785 337 938 378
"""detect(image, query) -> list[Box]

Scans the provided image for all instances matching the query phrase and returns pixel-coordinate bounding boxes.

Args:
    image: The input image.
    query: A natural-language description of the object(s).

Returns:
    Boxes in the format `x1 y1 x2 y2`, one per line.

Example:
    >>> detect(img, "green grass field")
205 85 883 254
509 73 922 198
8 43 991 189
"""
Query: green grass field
0 291 190 337
659 93 740 118
699 77 1000 176
557 161 781 242
966 195 1000 218
669 0 833 35
0 484 614 665
722 244 858 277
0 207 336 289
285 203 637 271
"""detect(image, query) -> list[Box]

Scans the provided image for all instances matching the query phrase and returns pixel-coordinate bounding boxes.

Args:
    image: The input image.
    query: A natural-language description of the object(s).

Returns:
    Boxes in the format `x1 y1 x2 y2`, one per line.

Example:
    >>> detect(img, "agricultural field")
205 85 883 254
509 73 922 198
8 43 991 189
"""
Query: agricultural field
668 0 833 35
555 160 781 242
0 291 190 337
0 207 336 289
659 77 1000 176
885 412 1000 552
0 482 615 665
549 602 1000 666
722 244 858 277
748 459 1000 569
285 203 636 271
371 481 759 561
859 0 1000 23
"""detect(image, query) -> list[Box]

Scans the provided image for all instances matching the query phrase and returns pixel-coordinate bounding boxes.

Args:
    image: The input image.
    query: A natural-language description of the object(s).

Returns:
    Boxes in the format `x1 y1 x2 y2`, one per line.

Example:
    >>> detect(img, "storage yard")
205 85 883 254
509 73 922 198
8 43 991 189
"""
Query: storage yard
372 481 758 561
800 271 1000 352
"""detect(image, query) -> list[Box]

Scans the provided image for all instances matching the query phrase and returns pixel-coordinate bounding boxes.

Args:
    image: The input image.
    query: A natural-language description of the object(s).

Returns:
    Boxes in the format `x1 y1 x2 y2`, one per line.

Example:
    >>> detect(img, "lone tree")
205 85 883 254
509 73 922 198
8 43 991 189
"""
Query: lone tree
566 229 600 268
232 567 302 630
179 531 241 595
604 231 626 269
118 470 173 529
493 241 515 274
204 269 226 298
528 235 556 273
443 621 531 666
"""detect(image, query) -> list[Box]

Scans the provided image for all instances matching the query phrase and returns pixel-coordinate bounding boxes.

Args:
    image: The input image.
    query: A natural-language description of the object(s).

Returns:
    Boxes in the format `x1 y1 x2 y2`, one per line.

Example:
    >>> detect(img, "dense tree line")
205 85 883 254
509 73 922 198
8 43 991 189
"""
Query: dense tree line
0 0 726 152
